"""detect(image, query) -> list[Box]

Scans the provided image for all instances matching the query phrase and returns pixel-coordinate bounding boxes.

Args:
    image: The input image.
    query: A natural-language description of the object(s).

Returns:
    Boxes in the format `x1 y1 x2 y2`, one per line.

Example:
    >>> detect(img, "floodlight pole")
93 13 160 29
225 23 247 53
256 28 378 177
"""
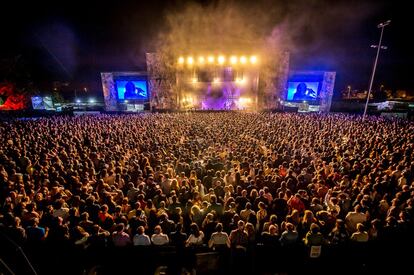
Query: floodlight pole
363 20 390 120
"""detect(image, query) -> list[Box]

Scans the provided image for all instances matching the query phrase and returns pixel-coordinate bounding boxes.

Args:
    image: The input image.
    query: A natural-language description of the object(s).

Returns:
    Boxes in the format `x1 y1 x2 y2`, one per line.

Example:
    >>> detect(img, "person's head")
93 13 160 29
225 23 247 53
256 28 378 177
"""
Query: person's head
310 223 320 234
101 204 108 212
190 223 200 237
258 202 266 210
237 220 245 231
191 205 200 215
311 197 320 205
295 83 307 95
92 225 101 235
335 219 345 230
371 219 381 230
270 214 278 224
116 223 124 232
245 223 254 234
125 81 136 94
160 213 168 221
285 222 295 232
269 224 278 235
303 210 314 223
154 225 162 234
356 223 365 232
32 217 39 226
210 195 217 203
215 223 223 232
137 226 145 235
26 203 35 212
176 223 183 232
13 217 21 227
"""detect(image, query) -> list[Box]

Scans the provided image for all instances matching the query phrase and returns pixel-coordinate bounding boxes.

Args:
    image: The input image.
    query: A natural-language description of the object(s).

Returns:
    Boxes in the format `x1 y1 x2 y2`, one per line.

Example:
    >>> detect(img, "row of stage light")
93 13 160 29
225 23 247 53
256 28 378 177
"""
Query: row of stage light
178 55 258 66
191 77 246 84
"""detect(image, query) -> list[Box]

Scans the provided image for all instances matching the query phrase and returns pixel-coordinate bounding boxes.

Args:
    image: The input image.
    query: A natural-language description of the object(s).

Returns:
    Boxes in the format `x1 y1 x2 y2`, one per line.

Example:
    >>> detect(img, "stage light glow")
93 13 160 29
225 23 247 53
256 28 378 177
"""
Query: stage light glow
125 100 129 103
208 56 215 63
182 96 194 107
213 77 220 83
235 78 246 84
198 56 205 64
192 77 197 83
218 56 225 64
250 56 257 64
238 97 252 107
240 56 247 64
187 57 194 65
76 99 81 104
89 98 95 103
178 56 185 64
230 56 238 64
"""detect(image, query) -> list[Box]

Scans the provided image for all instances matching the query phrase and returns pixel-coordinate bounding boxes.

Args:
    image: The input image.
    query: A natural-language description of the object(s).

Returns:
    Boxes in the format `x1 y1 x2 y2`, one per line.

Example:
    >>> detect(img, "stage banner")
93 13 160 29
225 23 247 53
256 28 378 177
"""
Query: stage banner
101 73 117 111
320 72 336 112
146 53 177 110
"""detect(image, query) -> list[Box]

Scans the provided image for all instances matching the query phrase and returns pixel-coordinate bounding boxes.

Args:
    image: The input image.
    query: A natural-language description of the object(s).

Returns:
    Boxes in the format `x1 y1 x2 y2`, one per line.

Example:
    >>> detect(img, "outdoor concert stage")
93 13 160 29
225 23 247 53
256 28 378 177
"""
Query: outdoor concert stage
100 52 335 113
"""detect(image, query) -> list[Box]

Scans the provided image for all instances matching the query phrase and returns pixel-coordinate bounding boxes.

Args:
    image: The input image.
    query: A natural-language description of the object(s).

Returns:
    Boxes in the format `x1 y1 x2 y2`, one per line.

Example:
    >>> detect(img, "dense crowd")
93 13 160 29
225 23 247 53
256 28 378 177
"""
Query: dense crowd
0 112 413 258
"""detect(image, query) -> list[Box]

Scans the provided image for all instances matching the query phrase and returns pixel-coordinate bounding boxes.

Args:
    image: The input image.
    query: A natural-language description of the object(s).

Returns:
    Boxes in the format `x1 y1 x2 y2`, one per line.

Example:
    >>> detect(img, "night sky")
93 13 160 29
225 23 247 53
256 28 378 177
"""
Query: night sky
0 0 412 97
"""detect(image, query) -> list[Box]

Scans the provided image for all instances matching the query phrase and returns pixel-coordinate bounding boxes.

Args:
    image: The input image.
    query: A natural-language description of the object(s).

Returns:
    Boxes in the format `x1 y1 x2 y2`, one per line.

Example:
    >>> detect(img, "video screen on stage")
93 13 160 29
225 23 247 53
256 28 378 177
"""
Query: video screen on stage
31 96 54 110
115 80 148 100
287 82 320 101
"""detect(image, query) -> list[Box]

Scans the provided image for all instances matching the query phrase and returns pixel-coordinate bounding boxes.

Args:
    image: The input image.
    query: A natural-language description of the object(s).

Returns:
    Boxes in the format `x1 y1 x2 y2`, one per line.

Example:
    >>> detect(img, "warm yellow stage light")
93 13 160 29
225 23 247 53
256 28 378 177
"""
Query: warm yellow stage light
178 57 185 64
230 56 238 64
198 56 205 64
250 56 257 64
218 56 225 64
187 57 194 65
213 77 220 83
239 97 252 104
208 56 215 63
240 56 247 64
192 77 197 83
235 77 246 84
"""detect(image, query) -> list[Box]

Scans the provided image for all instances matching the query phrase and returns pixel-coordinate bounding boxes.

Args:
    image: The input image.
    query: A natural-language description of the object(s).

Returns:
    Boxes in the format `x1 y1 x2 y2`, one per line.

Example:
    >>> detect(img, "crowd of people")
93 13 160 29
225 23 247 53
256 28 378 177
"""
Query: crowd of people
0 112 413 268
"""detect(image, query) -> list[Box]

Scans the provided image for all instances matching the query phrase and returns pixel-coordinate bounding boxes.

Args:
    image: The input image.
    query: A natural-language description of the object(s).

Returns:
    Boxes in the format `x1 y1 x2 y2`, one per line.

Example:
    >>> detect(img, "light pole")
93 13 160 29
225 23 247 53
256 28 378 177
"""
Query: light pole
363 20 391 120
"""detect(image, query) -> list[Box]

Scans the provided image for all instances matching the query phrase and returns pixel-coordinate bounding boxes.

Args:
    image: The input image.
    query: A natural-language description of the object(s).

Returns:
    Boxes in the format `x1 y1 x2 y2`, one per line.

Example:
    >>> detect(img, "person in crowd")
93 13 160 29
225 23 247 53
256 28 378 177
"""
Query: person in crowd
345 205 367 234
208 223 230 249
186 223 204 247
170 223 187 249
112 223 131 247
279 222 298 246
229 220 249 250
7 217 26 245
261 224 279 247
303 223 325 246
151 225 169 246
26 218 47 243
328 219 349 245
350 223 369 243
133 225 151 246
240 202 255 222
